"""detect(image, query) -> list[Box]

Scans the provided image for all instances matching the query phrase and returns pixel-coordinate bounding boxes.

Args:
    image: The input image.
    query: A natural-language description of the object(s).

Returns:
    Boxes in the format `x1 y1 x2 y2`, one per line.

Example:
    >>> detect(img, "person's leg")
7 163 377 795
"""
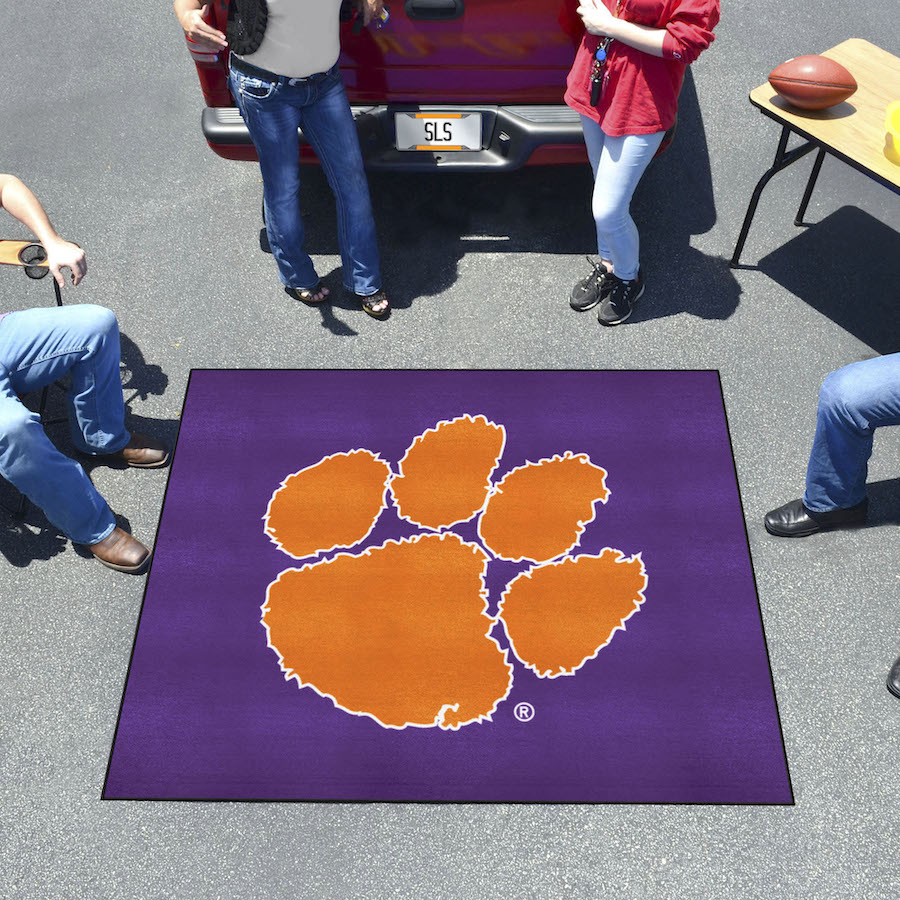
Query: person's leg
580 115 613 269
0 379 116 545
230 68 321 292
803 353 900 512
0 305 130 456
590 129 665 282
299 67 382 298
570 117 615 311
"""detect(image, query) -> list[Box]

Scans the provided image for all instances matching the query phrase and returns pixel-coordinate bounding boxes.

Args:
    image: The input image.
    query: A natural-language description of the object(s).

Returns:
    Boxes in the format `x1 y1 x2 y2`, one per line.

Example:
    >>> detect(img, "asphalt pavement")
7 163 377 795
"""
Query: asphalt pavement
1 1 898 898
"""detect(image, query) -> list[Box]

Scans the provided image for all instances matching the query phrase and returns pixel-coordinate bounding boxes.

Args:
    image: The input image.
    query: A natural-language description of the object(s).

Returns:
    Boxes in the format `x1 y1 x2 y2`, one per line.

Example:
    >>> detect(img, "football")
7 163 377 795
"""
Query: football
768 55 858 110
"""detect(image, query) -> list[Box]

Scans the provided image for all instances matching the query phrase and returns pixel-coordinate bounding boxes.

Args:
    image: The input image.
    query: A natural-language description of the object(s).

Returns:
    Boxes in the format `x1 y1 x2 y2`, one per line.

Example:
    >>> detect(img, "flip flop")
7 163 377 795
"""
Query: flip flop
356 289 390 319
286 281 330 306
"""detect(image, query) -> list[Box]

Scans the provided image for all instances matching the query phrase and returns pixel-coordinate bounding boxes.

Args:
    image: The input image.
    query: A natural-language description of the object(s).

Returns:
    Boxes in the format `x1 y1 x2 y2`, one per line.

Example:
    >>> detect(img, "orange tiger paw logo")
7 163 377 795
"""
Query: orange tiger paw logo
262 415 648 730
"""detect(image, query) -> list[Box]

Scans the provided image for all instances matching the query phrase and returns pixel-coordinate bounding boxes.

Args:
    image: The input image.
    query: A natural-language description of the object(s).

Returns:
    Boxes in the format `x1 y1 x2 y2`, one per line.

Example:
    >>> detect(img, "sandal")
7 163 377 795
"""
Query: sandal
356 289 390 319
287 281 330 306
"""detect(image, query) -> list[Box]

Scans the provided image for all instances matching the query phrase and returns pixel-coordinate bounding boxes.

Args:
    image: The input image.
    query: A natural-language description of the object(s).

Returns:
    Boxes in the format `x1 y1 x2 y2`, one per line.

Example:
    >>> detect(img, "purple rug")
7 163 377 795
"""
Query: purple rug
104 370 792 803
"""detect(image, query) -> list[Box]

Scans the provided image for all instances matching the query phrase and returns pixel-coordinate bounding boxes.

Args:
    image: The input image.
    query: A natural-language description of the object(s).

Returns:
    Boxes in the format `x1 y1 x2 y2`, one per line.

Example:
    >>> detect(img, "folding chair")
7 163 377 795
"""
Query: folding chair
0 240 64 518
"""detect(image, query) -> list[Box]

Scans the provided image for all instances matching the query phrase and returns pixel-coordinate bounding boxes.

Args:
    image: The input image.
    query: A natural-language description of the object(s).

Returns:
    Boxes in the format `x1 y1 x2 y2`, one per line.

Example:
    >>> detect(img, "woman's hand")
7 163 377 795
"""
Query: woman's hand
576 0 669 57
175 3 228 51
576 0 619 38
356 0 385 27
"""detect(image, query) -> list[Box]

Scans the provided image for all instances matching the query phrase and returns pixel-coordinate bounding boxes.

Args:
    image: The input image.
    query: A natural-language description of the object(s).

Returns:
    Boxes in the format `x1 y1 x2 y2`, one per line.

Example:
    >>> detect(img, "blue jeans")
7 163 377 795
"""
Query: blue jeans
229 60 382 296
580 117 665 282
803 353 900 512
0 305 129 544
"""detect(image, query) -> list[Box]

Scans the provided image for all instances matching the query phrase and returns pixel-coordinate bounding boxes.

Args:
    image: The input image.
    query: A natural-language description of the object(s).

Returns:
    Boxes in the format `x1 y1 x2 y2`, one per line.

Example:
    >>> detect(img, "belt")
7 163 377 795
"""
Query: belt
229 53 332 85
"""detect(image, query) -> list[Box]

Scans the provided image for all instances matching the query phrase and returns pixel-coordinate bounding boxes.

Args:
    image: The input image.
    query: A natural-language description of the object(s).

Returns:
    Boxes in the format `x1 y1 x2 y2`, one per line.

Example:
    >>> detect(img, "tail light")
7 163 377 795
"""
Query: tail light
186 36 222 65
185 1 225 65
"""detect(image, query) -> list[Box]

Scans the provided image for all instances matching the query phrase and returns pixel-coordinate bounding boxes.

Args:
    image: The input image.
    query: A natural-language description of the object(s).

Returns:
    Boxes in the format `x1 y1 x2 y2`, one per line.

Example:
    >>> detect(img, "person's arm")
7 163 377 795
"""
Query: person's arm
577 0 718 63
577 1 666 56
0 174 87 287
174 0 227 51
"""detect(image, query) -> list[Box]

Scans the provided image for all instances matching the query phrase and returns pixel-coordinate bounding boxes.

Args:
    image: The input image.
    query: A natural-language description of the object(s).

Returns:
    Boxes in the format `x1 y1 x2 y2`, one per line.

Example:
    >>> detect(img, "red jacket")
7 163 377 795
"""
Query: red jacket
564 0 719 136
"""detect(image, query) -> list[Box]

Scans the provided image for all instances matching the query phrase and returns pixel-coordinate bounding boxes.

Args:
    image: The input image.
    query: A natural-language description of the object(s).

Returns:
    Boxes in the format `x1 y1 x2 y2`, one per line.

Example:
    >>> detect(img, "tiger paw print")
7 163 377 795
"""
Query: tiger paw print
261 415 648 730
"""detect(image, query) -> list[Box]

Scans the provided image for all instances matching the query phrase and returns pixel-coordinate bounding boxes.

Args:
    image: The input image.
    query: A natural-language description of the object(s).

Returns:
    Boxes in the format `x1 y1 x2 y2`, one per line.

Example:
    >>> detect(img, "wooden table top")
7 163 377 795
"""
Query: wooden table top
749 38 900 191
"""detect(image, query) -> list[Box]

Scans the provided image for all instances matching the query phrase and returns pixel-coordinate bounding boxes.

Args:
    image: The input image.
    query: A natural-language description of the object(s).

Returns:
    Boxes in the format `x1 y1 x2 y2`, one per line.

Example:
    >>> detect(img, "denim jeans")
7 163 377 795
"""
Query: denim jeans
580 117 665 282
0 305 129 544
803 353 900 512
229 59 382 296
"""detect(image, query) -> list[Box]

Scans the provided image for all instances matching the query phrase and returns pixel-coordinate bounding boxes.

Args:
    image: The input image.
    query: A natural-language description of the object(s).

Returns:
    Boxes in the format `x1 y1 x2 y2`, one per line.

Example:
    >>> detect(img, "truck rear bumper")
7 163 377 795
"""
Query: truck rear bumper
202 104 587 170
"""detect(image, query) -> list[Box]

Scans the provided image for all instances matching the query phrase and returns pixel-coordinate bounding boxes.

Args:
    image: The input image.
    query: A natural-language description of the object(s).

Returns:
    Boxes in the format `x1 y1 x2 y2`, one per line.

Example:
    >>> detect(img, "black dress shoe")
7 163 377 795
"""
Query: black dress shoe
764 497 868 537
887 655 900 699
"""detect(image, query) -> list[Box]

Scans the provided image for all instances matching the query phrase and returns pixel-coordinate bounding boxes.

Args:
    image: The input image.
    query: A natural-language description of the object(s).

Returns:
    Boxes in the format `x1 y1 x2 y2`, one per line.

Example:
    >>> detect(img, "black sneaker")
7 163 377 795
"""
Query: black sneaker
570 258 615 311
597 269 644 326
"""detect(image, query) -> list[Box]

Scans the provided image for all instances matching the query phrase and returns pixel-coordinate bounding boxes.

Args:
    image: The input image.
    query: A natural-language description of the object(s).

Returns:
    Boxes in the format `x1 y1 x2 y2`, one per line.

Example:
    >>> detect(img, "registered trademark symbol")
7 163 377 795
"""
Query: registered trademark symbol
514 702 535 723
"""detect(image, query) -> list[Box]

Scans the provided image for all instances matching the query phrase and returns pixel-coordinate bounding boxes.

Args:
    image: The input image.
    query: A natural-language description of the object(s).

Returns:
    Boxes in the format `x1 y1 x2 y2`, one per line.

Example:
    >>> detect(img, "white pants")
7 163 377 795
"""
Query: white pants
581 116 665 281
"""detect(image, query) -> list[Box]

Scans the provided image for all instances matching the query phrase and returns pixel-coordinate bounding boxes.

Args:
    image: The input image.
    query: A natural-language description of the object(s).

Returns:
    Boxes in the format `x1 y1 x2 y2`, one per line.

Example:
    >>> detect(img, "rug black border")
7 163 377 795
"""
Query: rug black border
101 367 795 807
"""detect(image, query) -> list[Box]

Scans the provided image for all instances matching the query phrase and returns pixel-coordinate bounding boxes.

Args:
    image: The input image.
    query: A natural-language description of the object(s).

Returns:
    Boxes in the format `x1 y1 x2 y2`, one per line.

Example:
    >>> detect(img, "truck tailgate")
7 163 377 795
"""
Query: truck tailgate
339 0 582 104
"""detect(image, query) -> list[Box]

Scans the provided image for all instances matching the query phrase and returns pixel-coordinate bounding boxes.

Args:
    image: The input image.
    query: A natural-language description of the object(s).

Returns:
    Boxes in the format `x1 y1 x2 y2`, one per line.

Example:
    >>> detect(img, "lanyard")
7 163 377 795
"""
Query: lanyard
589 0 624 105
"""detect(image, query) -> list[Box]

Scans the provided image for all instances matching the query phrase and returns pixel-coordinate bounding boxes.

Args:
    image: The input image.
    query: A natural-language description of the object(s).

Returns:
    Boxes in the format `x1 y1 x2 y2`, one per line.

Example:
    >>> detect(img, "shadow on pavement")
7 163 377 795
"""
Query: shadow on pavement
120 332 169 405
757 206 900 354
0 506 139 568
0 514 70 567
867 477 900 527
276 68 739 329
629 68 741 324
294 162 599 317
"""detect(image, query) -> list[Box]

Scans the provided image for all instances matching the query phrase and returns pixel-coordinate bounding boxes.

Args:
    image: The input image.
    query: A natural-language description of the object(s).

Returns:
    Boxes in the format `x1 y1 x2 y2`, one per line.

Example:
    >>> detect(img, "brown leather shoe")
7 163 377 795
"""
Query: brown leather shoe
89 527 151 573
112 433 169 468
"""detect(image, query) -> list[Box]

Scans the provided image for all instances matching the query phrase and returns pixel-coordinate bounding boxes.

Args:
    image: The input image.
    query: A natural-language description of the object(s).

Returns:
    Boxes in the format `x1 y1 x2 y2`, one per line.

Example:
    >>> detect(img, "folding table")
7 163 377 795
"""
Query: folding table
731 39 900 267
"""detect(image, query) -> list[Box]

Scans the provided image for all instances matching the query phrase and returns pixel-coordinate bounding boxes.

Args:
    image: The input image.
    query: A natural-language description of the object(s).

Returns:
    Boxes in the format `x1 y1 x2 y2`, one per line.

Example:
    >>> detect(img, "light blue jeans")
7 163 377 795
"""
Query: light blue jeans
230 59 382 296
0 305 129 544
803 353 900 512
581 117 665 282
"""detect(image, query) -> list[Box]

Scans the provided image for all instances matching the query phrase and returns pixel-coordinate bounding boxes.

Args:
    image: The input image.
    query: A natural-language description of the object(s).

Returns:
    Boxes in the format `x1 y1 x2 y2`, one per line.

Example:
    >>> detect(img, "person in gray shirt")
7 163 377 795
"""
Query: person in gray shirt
175 0 390 318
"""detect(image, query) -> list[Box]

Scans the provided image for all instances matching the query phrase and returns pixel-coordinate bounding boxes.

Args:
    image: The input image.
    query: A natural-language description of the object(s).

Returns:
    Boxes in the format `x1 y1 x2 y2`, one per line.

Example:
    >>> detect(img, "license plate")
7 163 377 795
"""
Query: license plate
395 112 482 151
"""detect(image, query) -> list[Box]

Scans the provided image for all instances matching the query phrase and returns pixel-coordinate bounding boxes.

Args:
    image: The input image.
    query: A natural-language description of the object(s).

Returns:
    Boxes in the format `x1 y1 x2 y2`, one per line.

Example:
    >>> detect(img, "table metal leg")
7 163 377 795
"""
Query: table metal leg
794 148 826 226
730 125 819 268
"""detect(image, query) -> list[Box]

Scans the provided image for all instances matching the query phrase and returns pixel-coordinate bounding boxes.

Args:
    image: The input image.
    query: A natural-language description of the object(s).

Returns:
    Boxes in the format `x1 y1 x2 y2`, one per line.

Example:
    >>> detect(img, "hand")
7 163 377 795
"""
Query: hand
576 0 618 38
177 4 227 51
44 238 87 287
356 0 385 27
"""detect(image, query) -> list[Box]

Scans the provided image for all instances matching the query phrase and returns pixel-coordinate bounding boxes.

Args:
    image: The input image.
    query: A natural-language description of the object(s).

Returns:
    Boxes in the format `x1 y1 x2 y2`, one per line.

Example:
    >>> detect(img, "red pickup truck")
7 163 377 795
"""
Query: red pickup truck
189 0 593 170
